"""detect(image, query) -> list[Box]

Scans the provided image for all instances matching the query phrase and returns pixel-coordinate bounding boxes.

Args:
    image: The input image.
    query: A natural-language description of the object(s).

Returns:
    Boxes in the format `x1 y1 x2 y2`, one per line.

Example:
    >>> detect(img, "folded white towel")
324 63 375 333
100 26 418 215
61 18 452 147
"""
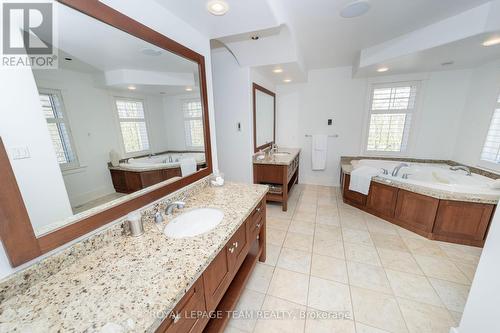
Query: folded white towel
349 166 381 195
312 134 328 170
180 158 197 177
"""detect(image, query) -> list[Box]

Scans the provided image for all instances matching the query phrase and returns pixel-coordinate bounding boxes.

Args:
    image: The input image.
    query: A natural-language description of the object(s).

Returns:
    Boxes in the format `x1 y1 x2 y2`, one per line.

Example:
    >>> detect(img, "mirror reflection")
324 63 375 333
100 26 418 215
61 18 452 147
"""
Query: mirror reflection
254 84 275 151
27 5 206 236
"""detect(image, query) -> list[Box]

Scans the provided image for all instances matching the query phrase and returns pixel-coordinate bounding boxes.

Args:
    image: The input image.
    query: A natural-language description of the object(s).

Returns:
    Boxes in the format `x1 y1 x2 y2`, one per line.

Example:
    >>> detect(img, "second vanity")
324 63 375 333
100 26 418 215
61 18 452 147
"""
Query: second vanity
0 180 268 333
253 148 301 211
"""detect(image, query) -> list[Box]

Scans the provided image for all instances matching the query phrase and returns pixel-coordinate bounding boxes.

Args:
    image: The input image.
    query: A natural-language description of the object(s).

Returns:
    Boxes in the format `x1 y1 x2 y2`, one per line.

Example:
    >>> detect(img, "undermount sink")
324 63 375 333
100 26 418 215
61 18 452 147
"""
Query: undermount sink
164 208 224 238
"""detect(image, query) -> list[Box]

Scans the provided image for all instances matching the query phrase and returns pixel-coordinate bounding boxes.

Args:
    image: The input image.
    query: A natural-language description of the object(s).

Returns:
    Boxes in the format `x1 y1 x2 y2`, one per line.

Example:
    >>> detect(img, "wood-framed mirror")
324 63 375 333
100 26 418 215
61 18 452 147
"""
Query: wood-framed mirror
253 83 276 152
0 0 213 267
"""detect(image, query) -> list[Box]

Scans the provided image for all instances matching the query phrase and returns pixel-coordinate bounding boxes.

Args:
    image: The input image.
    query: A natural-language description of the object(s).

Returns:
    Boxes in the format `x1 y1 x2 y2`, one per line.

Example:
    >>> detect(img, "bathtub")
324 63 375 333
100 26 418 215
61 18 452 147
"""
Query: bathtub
352 159 500 197
119 152 206 170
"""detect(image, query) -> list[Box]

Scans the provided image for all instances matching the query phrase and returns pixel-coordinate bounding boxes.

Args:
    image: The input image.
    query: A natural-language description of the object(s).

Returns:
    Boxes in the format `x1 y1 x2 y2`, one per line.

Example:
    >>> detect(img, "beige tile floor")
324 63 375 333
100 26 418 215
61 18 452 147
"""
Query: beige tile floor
224 184 482 333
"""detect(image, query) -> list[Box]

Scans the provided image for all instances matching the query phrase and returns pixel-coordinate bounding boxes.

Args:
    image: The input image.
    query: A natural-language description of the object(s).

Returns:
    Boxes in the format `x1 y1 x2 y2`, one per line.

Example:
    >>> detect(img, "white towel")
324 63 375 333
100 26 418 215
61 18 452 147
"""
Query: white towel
180 158 197 177
349 166 381 195
311 134 328 170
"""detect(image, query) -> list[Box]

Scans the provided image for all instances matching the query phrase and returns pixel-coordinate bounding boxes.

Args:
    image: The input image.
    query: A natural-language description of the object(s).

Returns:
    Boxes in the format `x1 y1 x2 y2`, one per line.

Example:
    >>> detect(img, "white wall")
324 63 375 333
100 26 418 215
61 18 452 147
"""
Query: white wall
457 209 500 333
452 60 500 168
211 48 253 183
275 67 476 186
0 0 218 280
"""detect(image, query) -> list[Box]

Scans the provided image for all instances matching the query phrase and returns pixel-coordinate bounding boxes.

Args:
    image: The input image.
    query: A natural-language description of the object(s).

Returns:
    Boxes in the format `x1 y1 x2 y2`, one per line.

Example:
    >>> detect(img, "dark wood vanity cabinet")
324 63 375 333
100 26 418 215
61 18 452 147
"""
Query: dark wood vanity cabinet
156 197 267 333
253 153 300 211
156 278 208 333
342 172 495 247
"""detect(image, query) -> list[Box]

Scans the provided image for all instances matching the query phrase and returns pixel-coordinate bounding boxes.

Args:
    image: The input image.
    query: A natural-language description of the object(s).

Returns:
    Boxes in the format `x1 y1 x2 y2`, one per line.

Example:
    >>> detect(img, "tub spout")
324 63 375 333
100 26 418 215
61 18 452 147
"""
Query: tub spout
392 163 409 177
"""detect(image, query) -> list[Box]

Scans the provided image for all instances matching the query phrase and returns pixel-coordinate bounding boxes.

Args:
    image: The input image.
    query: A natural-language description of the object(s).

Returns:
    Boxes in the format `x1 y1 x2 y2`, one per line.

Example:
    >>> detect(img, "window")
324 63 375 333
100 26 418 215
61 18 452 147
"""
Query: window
365 82 419 154
115 98 150 155
182 99 204 149
480 94 500 164
39 90 79 170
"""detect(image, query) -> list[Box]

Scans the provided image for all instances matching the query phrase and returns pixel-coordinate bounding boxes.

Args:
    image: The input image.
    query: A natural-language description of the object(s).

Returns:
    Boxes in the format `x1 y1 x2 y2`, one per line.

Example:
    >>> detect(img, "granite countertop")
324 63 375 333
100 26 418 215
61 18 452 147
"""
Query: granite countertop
0 182 268 332
253 147 301 166
341 162 499 204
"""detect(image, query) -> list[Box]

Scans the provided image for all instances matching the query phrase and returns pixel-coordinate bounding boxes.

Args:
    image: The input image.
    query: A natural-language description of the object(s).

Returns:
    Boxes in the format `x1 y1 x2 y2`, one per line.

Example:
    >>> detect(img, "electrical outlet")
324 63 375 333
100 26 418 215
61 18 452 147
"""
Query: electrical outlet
10 146 31 160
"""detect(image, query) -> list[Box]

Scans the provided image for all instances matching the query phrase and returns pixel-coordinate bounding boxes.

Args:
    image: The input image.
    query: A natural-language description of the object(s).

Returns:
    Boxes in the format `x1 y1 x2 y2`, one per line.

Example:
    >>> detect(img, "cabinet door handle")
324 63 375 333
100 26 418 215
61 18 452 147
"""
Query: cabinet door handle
228 247 235 253
173 313 181 324
256 223 261 229
256 207 261 212
233 241 238 248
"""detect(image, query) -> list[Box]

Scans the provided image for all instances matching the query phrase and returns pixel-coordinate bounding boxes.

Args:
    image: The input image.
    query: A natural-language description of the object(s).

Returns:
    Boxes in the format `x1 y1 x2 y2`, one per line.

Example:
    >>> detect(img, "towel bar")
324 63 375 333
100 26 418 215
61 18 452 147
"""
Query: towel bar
304 134 339 138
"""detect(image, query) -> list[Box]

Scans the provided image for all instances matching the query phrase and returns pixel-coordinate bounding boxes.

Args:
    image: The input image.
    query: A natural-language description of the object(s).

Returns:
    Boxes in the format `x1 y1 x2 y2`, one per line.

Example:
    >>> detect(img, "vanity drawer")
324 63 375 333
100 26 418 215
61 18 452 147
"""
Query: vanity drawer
228 222 248 273
156 277 208 333
248 200 265 240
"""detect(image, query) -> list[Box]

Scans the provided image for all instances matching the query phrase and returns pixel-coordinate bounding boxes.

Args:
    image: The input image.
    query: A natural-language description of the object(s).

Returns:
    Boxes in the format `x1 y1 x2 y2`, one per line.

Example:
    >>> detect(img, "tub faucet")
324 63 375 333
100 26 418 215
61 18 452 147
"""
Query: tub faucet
450 165 472 176
165 201 185 216
392 163 409 177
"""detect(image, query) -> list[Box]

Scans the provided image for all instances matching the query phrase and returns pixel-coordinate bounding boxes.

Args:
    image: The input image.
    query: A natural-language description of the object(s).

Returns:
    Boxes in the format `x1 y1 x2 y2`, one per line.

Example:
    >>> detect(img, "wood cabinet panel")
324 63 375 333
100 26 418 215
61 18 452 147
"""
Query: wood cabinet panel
156 277 208 333
395 190 438 233
202 245 233 312
367 182 398 217
253 164 284 184
434 201 494 241
228 222 248 274
342 174 367 207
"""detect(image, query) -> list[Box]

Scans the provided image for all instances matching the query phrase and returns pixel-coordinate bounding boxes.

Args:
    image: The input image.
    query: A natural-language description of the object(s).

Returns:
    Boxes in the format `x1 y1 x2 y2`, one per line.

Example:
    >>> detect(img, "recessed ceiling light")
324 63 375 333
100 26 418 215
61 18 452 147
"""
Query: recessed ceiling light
207 0 229 16
185 87 193 92
251 35 260 40
272 68 283 73
141 48 163 56
283 79 292 83
340 0 371 18
128 86 136 90
377 67 389 73
482 37 500 47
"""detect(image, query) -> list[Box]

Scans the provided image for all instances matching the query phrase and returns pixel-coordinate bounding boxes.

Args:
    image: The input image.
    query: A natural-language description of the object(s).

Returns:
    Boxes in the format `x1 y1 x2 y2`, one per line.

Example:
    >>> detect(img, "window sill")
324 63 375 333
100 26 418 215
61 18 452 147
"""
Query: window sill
62 165 88 176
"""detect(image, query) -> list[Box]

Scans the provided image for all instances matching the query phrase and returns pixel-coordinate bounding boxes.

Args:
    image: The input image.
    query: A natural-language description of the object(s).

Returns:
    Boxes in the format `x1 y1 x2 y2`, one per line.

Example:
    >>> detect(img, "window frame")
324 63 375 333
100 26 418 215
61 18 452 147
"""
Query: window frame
478 91 500 172
182 98 205 151
38 88 80 171
361 80 422 157
112 96 152 158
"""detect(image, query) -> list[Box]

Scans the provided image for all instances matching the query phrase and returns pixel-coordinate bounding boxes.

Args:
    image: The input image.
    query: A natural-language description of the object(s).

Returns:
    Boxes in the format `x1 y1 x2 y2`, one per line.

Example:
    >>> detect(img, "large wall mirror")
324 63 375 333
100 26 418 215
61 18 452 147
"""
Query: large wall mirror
0 0 212 266
253 83 276 152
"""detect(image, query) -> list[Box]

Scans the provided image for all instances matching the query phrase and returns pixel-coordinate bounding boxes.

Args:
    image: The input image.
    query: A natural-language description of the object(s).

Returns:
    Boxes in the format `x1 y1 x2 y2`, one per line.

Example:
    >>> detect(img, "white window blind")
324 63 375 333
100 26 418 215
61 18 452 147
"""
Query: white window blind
182 100 204 149
366 83 418 153
480 94 500 163
39 91 78 169
115 98 150 154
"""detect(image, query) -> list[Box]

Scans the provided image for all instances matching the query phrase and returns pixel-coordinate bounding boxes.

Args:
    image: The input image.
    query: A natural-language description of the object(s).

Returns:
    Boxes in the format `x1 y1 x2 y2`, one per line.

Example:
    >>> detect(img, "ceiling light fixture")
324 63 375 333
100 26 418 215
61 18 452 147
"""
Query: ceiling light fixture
283 79 292 83
128 86 136 90
207 0 229 16
340 0 371 18
185 87 193 92
272 68 283 73
376 67 389 73
482 37 500 47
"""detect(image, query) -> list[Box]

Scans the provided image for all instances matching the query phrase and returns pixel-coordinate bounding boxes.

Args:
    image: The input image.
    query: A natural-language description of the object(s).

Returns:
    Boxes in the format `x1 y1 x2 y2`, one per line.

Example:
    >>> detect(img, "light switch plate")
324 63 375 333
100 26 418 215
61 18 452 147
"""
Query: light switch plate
10 146 31 160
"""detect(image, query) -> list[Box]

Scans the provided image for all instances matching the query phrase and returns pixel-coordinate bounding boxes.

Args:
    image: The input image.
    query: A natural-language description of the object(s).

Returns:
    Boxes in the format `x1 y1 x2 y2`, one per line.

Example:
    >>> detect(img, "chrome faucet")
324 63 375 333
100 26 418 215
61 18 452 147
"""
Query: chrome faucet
450 165 472 176
165 201 185 216
392 163 409 177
